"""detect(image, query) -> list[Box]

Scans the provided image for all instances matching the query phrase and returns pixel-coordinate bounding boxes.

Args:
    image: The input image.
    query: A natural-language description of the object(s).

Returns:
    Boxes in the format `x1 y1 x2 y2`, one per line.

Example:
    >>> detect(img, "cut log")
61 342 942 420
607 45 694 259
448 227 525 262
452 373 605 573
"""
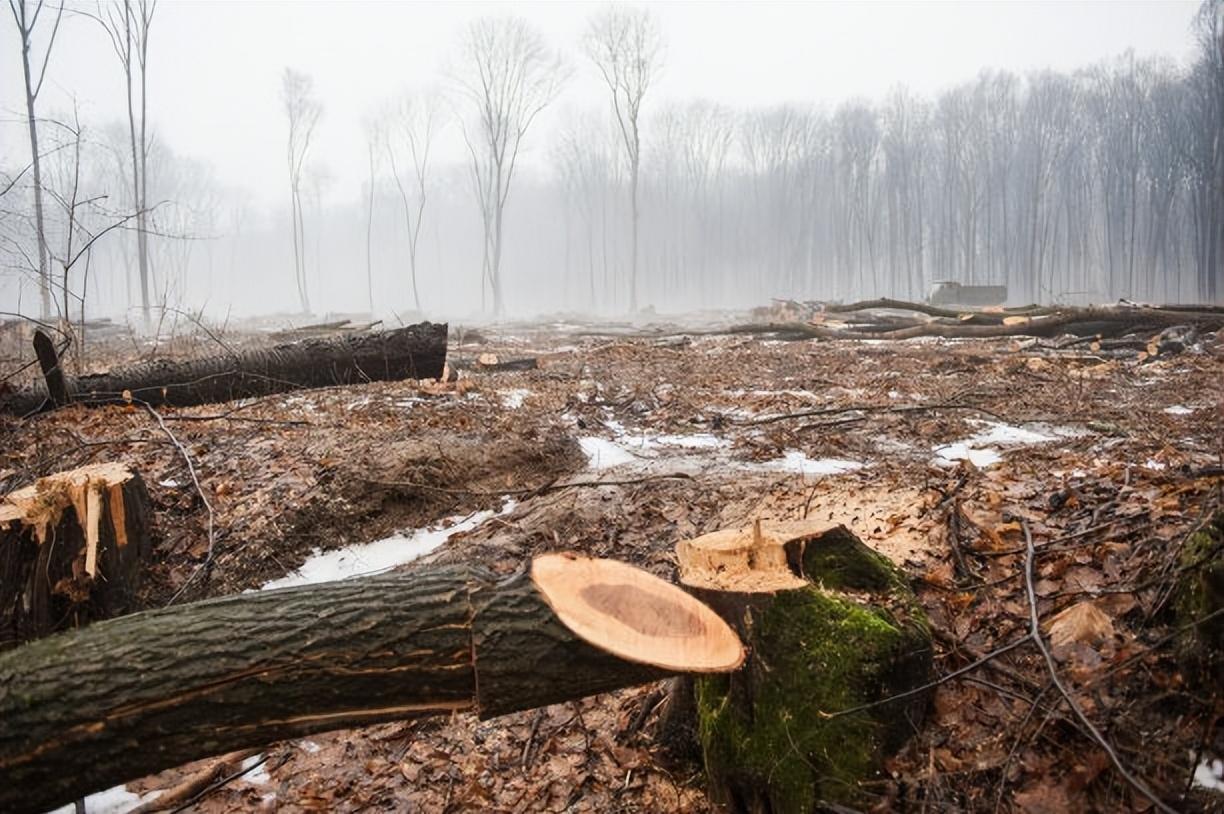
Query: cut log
677 521 933 813
0 552 742 813
0 321 447 415
0 462 153 649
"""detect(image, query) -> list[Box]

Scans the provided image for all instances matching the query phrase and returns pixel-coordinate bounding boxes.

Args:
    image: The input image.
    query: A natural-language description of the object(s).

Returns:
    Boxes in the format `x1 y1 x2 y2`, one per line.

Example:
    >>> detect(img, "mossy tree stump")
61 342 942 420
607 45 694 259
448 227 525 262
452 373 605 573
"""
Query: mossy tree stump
677 521 933 813
0 463 154 649
1175 512 1224 689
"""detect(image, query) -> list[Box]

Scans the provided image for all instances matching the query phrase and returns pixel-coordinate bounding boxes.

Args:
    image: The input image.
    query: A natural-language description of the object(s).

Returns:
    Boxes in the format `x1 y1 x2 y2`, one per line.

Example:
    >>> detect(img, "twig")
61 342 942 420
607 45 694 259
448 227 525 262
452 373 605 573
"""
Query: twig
1020 519 1177 814
363 472 695 498
818 635 1032 721
738 400 1006 427
129 748 260 814
141 402 217 605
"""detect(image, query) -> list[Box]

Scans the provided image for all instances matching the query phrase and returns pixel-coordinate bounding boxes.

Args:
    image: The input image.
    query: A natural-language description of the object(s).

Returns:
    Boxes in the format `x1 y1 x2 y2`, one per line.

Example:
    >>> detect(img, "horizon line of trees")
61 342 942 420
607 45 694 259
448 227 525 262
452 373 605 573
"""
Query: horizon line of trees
3 1 1222 325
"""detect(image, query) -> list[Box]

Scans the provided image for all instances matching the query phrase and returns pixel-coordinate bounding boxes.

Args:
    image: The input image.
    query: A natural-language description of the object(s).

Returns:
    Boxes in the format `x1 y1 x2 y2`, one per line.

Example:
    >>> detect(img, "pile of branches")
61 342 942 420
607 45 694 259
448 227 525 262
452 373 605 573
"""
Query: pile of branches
739 298 1224 354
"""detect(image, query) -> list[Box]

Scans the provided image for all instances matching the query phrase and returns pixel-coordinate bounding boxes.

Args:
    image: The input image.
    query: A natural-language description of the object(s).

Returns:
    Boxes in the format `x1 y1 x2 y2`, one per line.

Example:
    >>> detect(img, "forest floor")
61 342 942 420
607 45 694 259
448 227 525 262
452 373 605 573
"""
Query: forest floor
2 311 1223 813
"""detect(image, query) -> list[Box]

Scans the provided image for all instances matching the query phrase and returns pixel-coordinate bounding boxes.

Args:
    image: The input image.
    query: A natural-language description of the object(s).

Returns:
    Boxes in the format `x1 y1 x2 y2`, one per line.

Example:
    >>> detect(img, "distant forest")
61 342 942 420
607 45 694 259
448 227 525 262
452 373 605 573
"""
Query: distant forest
2 1 1222 320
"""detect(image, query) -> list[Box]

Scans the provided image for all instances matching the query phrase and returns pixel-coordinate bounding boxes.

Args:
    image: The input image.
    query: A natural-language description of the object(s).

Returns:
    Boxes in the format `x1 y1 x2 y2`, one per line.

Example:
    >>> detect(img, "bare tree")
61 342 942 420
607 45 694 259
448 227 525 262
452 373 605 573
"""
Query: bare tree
453 16 567 316
90 0 156 326
584 4 663 313
281 68 321 314
363 118 378 314
383 91 438 313
9 0 64 318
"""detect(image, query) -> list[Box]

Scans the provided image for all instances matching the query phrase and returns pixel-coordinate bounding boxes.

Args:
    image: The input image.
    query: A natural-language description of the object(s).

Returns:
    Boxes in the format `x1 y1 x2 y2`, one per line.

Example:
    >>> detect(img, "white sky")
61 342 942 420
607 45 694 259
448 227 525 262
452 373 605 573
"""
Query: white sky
1 0 1204 208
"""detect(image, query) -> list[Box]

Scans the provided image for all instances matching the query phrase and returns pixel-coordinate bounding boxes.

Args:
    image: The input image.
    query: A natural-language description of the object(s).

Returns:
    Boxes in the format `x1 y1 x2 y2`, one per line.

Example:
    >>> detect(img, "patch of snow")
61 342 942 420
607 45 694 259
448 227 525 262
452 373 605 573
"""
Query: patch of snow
500 389 531 409
261 501 517 589
299 739 321 754
241 754 271 785
933 442 1004 468
969 422 1059 446
1144 459 1167 471
1164 405 1194 415
644 432 728 450
931 420 1079 469
579 436 639 470
1194 756 1224 792
158 478 180 488
759 452 863 476
48 786 162 814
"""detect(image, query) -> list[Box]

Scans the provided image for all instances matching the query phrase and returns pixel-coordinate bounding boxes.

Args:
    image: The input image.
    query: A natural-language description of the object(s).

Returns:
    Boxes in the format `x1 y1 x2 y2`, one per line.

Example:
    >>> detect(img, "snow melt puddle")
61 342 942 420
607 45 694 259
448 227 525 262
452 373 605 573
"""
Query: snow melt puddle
261 501 517 589
47 786 161 814
933 421 1079 468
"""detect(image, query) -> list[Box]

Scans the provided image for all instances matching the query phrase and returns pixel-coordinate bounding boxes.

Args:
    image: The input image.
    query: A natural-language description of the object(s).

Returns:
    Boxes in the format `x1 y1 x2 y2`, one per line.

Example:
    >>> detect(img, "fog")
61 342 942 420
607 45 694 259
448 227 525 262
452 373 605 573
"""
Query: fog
2 0 1219 324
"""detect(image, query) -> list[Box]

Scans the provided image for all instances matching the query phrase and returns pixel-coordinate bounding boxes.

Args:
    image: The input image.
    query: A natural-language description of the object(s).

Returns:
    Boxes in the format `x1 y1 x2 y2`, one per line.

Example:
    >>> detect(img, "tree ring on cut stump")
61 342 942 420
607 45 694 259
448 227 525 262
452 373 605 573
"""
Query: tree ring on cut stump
530 553 745 673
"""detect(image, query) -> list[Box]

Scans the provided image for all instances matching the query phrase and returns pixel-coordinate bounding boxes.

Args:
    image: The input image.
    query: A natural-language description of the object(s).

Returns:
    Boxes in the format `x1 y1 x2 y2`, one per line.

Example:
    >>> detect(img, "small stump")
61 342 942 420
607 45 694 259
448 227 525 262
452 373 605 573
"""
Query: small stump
1175 512 1223 689
0 462 154 647
678 521 933 813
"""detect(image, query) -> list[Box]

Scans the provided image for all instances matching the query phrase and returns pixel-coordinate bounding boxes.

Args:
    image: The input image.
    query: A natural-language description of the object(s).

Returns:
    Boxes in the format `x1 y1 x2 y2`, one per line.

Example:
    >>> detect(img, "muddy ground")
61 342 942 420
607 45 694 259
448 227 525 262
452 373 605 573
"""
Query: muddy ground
2 314 1223 812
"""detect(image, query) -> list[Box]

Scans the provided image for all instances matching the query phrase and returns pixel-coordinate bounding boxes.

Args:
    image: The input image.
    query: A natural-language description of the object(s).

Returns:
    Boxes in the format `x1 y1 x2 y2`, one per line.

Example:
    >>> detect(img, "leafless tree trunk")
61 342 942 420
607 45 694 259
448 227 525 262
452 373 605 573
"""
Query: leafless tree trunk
453 16 567 317
92 0 156 327
9 0 63 319
282 68 321 314
364 121 378 314
384 92 437 313
584 4 662 313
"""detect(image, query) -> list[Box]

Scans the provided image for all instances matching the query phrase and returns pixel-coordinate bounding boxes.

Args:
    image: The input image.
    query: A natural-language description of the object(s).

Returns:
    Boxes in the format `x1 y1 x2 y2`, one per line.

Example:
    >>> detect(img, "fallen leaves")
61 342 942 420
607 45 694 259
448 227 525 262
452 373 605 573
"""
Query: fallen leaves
1046 600 1115 649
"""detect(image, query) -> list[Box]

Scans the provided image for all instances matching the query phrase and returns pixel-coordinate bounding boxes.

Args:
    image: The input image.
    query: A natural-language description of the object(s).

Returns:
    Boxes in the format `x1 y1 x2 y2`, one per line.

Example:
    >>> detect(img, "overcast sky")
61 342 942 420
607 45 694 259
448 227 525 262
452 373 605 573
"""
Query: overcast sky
1 0 1204 208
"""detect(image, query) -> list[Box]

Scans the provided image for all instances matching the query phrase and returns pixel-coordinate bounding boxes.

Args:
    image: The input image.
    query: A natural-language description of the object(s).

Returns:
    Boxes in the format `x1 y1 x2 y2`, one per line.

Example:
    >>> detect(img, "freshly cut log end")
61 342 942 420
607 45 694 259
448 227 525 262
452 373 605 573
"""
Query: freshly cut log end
530 552 745 673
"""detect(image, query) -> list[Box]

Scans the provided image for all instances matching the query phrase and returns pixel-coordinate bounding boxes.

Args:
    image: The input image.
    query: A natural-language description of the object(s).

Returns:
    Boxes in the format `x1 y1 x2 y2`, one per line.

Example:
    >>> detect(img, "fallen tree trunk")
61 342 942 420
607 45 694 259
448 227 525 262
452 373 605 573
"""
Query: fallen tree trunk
0 321 448 415
0 462 154 649
0 552 742 813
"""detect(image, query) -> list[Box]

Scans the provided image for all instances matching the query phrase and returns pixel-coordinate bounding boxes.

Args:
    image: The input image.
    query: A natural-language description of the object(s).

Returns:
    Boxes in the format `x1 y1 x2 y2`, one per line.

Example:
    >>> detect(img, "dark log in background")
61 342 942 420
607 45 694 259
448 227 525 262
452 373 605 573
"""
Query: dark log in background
0 463 153 650
0 321 448 415
0 565 671 813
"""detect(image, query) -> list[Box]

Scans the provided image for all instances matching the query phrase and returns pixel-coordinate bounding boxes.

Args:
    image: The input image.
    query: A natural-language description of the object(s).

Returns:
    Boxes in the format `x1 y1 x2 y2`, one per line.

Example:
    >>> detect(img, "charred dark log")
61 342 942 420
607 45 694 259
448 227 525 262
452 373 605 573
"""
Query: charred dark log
0 322 448 415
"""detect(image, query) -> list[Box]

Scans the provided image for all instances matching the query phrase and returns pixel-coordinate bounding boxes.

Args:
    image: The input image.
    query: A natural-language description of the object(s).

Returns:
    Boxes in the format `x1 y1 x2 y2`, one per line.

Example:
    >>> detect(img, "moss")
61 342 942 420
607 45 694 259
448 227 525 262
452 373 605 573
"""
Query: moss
797 526 901 594
1175 513 1224 689
697 584 932 811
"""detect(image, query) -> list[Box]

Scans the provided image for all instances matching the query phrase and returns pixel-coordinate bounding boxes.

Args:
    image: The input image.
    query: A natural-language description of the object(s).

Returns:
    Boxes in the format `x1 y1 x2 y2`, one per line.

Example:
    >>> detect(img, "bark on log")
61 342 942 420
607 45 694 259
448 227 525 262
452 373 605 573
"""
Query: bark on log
0 322 448 415
0 552 742 813
0 462 153 649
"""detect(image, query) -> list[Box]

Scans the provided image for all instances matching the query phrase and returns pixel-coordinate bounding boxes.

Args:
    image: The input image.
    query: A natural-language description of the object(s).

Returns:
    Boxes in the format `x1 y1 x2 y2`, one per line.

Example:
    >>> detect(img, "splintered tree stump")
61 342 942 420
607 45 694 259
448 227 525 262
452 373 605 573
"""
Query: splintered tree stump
677 521 933 813
0 463 154 649
0 552 743 813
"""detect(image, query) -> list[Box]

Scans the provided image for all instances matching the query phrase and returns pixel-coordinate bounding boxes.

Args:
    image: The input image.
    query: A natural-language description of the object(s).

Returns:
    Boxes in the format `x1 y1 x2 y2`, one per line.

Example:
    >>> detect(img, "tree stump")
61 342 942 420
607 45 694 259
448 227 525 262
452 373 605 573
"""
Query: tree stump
0 462 154 649
677 521 933 813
